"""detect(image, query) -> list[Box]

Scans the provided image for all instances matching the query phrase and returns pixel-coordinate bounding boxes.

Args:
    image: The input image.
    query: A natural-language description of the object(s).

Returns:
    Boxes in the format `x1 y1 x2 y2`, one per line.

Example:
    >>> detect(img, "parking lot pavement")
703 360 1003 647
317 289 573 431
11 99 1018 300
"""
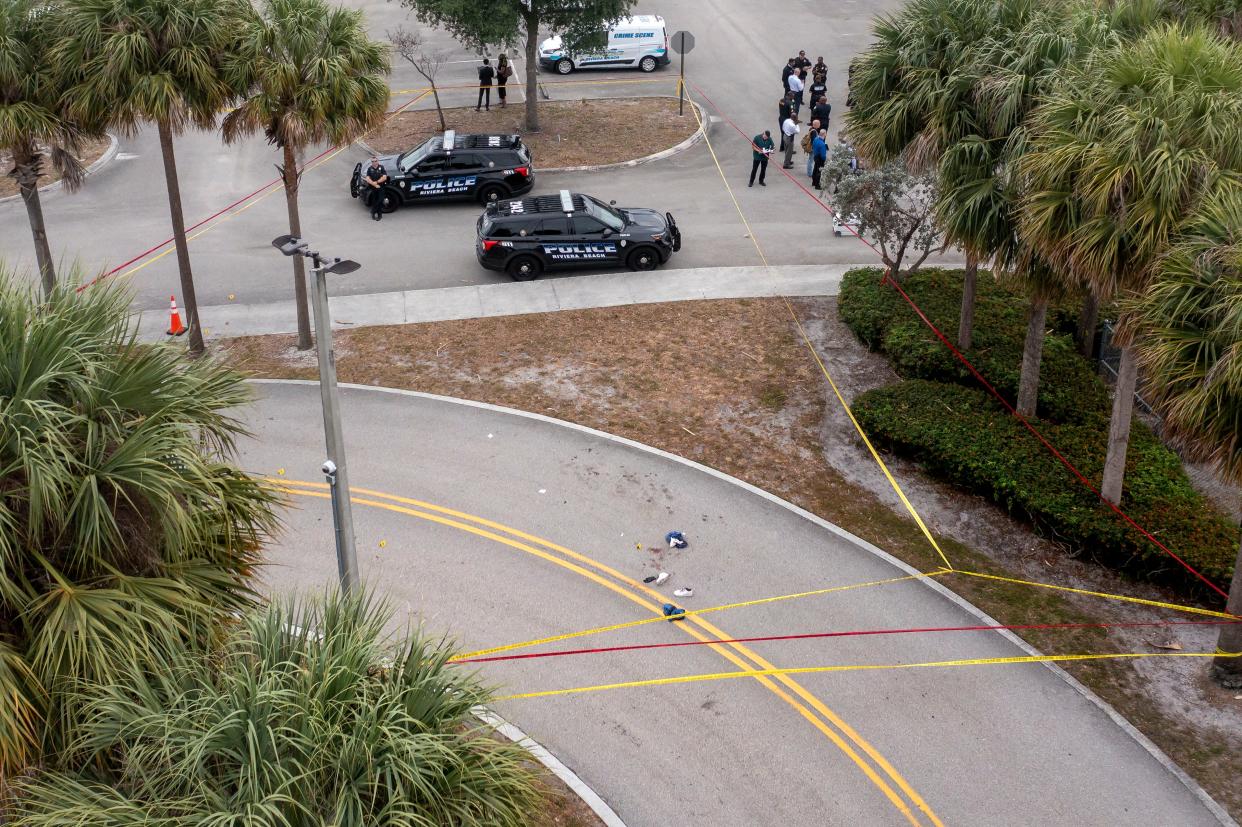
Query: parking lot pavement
0 0 909 311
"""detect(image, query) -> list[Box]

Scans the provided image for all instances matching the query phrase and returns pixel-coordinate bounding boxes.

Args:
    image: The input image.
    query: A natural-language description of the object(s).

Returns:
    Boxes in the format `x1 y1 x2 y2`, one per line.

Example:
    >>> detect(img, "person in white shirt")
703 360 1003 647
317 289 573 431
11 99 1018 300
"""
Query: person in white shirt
782 116 800 168
786 71 804 115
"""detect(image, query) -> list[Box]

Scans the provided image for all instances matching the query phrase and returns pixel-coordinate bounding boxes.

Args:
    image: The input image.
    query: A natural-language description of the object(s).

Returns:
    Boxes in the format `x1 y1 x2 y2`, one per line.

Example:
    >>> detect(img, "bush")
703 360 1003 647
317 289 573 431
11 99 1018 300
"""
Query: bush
13 590 547 825
852 380 1236 594
839 267 1108 425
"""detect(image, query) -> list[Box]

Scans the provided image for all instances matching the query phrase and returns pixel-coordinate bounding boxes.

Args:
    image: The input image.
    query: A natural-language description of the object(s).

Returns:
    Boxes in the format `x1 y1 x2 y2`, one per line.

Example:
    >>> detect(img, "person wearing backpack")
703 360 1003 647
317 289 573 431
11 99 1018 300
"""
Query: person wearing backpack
801 118 820 177
496 54 513 107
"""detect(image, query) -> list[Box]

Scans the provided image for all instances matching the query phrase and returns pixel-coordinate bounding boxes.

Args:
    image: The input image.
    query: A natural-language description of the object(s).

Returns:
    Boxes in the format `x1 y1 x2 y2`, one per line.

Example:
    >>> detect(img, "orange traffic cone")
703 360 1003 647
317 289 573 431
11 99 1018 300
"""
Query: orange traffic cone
166 295 187 336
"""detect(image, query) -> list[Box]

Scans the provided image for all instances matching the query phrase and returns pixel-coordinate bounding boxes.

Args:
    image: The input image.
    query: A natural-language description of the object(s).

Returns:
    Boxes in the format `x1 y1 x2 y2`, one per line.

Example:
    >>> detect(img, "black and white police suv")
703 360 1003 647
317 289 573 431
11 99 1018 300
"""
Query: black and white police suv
476 190 681 280
349 130 533 212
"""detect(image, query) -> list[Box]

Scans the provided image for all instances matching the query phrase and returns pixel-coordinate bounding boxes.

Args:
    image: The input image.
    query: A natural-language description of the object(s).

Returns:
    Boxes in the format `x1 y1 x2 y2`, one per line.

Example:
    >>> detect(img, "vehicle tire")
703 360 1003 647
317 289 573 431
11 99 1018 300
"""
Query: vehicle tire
555 58 574 75
639 56 658 73
477 183 507 205
507 255 543 281
380 188 400 213
626 246 660 271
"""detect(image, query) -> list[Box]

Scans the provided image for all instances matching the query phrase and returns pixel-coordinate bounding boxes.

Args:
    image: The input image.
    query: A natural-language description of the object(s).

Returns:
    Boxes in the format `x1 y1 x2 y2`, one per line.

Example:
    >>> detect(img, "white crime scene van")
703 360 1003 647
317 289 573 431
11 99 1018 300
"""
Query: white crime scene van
538 15 670 74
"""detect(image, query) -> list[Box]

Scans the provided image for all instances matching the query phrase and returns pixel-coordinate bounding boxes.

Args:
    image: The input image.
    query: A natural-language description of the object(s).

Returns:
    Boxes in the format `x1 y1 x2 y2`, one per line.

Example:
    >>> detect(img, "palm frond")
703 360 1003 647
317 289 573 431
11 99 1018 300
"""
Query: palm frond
14 589 547 825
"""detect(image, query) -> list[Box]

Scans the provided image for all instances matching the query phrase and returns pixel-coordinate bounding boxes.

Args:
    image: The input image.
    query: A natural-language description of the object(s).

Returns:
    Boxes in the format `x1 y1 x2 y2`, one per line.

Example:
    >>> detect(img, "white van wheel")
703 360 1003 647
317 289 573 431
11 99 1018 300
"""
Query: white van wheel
639 56 658 73
556 58 574 74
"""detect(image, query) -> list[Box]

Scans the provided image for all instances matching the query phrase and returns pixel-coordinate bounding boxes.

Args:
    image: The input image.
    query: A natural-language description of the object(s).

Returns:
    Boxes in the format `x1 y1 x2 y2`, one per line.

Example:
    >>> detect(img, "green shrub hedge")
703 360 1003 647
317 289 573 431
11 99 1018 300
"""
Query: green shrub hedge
852 380 1236 593
839 267 1109 425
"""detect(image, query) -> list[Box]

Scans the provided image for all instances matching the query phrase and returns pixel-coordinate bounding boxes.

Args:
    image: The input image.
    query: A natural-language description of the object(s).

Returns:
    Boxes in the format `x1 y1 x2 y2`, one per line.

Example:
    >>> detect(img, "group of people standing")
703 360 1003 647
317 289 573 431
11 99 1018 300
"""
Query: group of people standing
476 54 514 111
750 51 833 188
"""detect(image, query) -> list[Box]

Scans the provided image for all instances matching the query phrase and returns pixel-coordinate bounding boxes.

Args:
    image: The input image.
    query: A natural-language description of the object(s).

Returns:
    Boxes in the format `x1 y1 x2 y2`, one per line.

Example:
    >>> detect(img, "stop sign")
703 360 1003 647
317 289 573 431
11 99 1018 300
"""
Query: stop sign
671 30 695 54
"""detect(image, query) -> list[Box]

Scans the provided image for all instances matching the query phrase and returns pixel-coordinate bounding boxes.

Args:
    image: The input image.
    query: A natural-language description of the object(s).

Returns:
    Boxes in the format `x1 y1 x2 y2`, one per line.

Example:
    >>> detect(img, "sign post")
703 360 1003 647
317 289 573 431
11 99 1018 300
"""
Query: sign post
671 30 695 116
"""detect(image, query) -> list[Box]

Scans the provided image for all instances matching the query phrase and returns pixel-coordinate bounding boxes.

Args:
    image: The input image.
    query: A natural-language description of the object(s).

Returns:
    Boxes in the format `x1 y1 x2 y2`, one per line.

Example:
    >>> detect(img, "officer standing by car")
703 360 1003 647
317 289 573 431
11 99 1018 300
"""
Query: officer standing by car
363 157 388 221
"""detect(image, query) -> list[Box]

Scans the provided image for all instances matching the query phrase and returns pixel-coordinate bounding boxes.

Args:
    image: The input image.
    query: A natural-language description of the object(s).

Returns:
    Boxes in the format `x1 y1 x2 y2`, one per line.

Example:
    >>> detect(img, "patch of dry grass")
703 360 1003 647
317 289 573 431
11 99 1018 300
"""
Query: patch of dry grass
366 98 696 168
0 136 113 198
225 298 1242 819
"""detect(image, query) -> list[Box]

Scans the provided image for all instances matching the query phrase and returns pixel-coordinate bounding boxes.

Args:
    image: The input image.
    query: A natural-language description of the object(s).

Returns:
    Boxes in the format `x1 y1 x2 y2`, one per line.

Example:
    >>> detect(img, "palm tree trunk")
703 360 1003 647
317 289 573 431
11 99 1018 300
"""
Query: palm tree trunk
1016 296 1049 418
522 11 540 132
1076 291 1100 359
156 119 205 357
1212 527 1242 688
12 145 56 298
1100 345 1137 505
282 143 312 351
957 254 977 351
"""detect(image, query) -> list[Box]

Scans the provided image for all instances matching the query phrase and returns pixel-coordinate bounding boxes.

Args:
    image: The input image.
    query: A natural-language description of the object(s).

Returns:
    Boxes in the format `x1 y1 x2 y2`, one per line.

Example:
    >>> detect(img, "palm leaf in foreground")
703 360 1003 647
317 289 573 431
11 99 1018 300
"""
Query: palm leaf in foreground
0 269 279 778
13 589 546 825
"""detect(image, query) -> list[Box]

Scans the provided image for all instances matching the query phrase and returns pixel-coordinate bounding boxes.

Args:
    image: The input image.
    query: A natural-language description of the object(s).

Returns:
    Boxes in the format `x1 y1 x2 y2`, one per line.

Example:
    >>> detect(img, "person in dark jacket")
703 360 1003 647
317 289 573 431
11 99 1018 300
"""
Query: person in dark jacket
812 56 828 85
777 94 793 150
794 50 811 71
363 156 388 221
782 58 796 90
476 58 495 111
750 130 774 187
812 97 832 130
496 53 512 107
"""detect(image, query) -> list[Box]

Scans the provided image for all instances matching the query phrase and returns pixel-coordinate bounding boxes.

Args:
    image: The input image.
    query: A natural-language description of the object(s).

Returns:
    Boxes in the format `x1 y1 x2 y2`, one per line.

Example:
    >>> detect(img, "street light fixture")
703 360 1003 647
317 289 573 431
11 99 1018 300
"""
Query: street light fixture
271 234 361 593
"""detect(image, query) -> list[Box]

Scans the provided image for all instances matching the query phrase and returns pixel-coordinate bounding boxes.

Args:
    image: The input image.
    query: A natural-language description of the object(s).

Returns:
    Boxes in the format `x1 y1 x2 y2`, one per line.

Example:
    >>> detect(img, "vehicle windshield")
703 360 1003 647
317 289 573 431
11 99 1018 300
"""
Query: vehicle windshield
584 197 625 231
398 138 436 172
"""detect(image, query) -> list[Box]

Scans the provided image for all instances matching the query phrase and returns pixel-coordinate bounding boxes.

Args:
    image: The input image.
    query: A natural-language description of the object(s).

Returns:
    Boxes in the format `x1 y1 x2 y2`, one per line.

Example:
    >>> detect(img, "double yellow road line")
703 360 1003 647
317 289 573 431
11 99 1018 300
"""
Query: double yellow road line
270 477 943 826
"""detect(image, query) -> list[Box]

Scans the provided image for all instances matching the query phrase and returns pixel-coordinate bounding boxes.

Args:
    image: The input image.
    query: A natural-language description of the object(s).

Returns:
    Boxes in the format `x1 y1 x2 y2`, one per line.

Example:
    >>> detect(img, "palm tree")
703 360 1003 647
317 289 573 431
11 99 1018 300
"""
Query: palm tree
13 589 546 823
0 0 91 297
1121 193 1242 686
848 0 1084 353
54 0 247 357
0 268 279 779
1019 24 1242 504
223 0 389 352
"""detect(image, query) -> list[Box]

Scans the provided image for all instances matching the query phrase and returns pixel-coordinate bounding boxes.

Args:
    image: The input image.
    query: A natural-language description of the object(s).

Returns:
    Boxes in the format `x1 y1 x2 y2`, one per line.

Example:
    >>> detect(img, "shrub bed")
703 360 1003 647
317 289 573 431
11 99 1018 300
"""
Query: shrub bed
839 267 1109 425
852 380 1236 594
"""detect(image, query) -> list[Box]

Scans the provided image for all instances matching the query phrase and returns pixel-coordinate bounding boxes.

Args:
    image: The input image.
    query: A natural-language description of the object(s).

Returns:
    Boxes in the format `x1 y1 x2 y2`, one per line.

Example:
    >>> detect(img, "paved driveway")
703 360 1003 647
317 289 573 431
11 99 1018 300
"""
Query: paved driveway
0 0 898 311
238 381 1225 827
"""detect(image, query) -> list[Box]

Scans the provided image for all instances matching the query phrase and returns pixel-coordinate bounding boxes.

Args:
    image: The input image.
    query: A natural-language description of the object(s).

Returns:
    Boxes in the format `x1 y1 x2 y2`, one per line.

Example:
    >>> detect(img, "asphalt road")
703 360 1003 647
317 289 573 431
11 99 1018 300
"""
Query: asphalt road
0 0 894 312
239 381 1225 827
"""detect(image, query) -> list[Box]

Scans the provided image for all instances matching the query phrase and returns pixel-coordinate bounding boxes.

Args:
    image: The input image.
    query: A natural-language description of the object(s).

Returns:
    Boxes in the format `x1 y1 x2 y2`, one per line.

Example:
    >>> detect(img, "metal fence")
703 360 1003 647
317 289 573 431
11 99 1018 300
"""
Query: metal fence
1097 320 1155 416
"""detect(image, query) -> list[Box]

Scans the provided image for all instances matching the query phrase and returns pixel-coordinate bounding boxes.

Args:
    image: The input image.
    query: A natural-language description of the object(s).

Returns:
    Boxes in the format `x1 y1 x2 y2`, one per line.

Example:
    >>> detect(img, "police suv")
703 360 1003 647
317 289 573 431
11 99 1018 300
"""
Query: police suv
349 130 533 213
477 190 681 280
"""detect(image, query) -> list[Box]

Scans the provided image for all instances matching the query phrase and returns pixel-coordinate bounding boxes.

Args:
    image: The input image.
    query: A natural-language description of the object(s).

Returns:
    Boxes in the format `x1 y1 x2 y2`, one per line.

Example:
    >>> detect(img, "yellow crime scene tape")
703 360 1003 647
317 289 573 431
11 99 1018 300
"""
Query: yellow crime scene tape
493 649 1242 701
680 81 954 572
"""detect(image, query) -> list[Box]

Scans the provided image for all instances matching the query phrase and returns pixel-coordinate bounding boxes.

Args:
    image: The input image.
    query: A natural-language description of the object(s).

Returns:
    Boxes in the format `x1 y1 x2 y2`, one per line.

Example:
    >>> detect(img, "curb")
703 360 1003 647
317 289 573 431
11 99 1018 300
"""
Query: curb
250 378 1237 827
355 95 707 175
0 133 119 206
472 706 627 827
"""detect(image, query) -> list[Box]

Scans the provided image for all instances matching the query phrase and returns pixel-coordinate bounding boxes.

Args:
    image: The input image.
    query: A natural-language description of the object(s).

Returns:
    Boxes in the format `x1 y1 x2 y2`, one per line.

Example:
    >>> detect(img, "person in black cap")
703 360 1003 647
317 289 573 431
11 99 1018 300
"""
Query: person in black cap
363 156 388 221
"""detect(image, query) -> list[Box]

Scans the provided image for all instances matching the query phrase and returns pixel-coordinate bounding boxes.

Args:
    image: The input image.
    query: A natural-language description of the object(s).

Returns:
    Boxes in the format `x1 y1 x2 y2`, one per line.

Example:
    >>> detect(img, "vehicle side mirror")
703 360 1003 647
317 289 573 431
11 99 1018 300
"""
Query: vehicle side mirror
602 229 612 238
609 199 617 206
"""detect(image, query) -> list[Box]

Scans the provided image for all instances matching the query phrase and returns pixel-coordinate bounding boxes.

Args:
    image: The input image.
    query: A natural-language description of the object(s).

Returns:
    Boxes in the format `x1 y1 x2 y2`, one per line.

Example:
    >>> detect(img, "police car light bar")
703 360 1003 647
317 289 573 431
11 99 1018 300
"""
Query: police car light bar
559 190 574 214
443 129 456 150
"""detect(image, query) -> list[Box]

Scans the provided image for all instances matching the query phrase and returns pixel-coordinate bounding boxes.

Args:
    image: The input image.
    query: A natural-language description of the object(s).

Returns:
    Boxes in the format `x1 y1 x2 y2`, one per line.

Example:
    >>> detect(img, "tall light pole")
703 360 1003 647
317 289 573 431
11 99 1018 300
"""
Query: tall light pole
271 234 361 593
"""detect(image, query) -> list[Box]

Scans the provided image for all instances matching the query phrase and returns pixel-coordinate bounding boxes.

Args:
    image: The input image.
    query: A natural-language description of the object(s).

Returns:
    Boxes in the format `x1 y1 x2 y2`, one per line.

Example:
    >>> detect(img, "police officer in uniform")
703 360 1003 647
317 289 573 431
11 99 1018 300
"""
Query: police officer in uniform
363 157 388 221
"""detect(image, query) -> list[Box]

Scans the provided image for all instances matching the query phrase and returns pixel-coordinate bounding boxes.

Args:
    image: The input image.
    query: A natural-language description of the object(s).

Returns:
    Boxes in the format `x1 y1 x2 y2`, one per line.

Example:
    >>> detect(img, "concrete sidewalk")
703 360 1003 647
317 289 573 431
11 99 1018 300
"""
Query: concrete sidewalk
138 264 885 341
